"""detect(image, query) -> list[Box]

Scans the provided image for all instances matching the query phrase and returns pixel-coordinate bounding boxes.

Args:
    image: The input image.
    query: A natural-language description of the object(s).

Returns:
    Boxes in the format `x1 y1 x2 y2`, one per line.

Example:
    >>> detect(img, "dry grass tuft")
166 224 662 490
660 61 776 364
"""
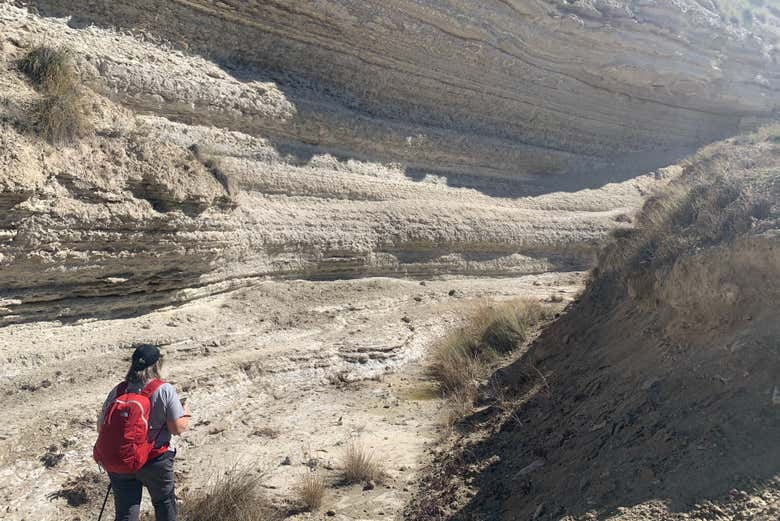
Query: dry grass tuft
592 148 776 303
444 387 478 428
475 300 550 354
18 45 91 145
295 472 326 511
33 91 91 145
18 46 74 92
342 440 384 484
427 329 482 397
428 299 553 399
179 468 281 521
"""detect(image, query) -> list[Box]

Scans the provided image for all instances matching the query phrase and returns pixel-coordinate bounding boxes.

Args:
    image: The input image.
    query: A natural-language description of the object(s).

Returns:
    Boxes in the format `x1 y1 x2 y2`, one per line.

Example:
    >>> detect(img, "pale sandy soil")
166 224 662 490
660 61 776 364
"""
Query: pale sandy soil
0 271 585 521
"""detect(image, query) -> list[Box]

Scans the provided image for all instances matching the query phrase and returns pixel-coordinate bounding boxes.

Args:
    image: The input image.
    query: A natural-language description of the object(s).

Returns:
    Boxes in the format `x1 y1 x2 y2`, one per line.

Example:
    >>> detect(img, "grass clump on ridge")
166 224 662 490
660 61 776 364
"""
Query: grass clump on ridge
428 299 554 402
589 125 779 313
427 327 482 398
33 90 91 146
594 165 774 284
18 45 91 146
19 46 74 92
178 468 281 521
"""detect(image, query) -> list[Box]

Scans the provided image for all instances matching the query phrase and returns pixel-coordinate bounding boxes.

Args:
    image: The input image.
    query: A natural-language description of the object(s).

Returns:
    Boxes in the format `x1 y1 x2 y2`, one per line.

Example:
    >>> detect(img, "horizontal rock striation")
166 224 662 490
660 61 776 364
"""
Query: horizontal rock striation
0 2 777 323
19 0 780 178
0 7 660 324
0 123 238 324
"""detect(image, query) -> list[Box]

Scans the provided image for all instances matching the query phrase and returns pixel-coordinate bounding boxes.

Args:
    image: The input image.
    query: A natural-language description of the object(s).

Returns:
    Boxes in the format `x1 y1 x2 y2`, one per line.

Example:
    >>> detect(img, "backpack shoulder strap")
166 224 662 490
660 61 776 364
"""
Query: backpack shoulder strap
140 379 168 444
115 381 129 396
140 379 165 398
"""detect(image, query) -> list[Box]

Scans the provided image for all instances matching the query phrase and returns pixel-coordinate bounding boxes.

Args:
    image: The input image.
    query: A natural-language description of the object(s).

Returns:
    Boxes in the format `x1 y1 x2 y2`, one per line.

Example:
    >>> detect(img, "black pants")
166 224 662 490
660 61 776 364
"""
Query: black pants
108 451 176 521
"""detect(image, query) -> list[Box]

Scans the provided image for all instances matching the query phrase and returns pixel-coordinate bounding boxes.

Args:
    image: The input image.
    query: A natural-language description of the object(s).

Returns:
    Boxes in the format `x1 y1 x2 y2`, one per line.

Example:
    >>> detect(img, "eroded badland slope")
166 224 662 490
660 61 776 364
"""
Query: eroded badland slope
410 128 780 520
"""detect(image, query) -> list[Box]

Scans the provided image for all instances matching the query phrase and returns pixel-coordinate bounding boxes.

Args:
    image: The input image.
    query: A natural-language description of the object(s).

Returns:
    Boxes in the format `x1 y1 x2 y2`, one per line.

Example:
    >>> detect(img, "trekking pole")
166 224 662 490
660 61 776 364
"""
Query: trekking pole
97 483 111 521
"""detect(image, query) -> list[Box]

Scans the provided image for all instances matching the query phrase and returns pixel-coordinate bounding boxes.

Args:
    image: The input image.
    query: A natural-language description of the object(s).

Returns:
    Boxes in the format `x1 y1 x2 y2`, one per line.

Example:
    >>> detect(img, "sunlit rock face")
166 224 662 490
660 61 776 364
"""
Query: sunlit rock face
1 1 777 324
22 0 779 178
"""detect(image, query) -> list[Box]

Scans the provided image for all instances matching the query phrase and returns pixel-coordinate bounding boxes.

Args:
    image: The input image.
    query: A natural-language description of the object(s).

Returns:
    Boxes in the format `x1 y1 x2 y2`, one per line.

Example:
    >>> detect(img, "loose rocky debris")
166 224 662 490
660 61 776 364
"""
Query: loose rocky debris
40 446 64 469
48 471 105 508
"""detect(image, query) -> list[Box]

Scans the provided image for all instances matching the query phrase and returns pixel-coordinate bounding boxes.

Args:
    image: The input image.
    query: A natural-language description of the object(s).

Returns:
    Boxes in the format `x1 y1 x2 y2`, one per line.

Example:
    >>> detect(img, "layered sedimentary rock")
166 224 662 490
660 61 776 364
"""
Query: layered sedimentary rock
0 2 777 323
19 0 780 178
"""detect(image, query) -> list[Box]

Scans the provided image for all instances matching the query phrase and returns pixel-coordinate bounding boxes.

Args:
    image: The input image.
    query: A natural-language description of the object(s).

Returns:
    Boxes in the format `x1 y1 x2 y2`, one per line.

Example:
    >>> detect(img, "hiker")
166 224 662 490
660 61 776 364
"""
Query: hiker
94 344 190 521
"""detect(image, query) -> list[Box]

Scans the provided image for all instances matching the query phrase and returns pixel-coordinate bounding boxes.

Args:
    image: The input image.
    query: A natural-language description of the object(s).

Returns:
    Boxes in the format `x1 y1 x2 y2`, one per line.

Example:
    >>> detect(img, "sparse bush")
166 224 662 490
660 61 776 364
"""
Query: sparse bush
179 468 280 521
33 90 91 145
444 387 477 427
591 128 779 308
18 45 91 145
428 329 482 397
477 300 549 354
295 472 326 511
428 299 554 398
18 46 75 93
342 440 384 484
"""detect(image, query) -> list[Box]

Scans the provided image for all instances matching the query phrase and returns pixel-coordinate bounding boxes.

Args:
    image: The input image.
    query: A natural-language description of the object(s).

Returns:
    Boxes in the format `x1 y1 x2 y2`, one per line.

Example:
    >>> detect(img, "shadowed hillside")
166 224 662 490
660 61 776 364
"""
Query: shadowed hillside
410 126 780 520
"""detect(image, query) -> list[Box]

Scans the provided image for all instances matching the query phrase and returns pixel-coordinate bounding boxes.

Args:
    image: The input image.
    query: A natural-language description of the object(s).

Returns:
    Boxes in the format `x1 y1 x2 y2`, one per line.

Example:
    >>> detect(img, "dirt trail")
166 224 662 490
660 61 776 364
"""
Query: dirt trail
0 271 584 520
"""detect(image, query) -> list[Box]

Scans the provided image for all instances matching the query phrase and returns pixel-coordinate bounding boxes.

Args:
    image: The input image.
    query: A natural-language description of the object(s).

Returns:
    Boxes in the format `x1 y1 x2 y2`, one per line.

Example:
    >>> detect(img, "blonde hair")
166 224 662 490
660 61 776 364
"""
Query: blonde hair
125 357 163 384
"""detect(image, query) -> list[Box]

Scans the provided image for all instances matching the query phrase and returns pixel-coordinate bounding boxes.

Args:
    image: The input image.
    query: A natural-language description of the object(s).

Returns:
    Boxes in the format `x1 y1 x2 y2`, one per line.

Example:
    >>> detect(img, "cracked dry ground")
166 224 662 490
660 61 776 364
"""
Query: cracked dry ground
0 271 584 521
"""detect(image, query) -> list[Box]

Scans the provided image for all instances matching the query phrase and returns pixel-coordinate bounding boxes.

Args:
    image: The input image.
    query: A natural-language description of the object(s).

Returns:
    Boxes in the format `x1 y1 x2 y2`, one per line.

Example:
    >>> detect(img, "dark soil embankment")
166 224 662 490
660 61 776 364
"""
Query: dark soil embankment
410 127 780 520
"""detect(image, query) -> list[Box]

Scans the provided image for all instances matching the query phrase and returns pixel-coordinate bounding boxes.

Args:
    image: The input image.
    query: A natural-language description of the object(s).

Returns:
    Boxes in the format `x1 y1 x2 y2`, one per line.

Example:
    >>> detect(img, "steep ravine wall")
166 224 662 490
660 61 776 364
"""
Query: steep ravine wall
19 0 780 179
415 127 780 521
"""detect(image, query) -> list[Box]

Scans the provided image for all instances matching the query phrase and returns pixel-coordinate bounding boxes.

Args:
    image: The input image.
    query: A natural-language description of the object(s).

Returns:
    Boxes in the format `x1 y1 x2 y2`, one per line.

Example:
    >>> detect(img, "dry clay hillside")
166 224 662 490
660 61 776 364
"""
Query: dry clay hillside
410 127 780 520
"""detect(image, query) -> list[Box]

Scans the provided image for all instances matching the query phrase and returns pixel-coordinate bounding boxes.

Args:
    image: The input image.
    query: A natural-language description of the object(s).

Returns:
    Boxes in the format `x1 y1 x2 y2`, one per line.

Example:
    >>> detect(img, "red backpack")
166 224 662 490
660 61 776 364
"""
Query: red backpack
93 379 165 474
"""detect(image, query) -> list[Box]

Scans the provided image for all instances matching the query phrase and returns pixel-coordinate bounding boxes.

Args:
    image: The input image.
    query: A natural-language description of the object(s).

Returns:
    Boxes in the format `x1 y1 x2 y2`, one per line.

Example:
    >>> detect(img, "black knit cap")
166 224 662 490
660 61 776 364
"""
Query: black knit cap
131 344 160 371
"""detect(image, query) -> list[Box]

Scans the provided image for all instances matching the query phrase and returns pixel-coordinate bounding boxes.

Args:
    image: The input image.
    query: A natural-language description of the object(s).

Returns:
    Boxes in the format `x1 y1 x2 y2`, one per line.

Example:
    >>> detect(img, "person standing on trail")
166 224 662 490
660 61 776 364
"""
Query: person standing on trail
93 344 190 521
